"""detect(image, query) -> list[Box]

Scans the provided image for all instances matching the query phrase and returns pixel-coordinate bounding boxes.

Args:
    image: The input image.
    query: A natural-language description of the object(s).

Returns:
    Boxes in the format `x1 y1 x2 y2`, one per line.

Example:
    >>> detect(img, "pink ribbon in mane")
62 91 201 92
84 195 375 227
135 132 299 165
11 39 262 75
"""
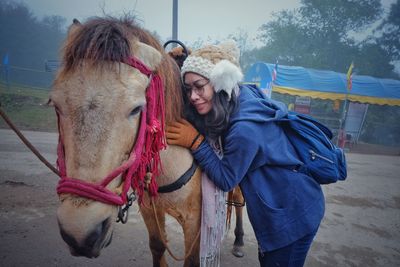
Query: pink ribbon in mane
56 56 166 205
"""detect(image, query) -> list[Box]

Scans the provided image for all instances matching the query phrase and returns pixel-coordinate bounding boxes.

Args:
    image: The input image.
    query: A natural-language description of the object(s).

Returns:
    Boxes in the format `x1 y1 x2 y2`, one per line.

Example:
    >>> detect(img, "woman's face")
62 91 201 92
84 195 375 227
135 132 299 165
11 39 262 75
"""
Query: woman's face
184 72 214 115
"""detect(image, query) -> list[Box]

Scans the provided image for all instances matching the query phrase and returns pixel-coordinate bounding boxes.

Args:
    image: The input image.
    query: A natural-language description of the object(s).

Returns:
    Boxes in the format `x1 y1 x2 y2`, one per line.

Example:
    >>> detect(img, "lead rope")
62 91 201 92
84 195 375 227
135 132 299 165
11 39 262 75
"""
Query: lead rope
0 105 60 177
145 172 201 262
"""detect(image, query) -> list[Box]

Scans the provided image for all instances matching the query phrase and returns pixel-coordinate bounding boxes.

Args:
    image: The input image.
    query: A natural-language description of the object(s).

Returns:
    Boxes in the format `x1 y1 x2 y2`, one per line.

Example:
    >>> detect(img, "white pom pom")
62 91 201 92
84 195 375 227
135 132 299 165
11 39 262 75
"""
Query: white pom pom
210 60 243 99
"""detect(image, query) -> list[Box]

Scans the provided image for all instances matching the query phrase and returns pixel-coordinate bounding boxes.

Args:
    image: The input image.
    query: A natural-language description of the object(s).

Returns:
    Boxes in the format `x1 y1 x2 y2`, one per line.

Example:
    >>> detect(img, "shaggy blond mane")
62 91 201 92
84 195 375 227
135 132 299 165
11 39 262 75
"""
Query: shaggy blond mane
58 15 183 123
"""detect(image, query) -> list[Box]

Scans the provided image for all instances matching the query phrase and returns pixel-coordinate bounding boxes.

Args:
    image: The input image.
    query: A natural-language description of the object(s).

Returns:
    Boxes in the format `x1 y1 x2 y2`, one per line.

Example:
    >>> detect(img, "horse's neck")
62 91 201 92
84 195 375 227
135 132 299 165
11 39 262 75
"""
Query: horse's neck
158 145 194 186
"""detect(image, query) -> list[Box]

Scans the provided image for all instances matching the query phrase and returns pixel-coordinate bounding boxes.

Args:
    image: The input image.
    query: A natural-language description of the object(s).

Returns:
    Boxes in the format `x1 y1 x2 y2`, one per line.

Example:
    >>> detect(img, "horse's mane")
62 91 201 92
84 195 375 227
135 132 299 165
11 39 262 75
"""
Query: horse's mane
59 15 183 122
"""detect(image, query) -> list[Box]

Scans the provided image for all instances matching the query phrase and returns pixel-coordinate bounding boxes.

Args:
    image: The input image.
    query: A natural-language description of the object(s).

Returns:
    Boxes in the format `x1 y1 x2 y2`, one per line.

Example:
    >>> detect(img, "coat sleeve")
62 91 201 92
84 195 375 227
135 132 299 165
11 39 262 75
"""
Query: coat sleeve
192 122 259 191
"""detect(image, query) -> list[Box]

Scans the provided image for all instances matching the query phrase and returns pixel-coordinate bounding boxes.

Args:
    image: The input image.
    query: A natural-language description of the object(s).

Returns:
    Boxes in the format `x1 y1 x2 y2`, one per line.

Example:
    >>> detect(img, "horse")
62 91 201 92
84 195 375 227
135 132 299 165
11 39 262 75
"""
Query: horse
51 16 201 266
50 16 244 266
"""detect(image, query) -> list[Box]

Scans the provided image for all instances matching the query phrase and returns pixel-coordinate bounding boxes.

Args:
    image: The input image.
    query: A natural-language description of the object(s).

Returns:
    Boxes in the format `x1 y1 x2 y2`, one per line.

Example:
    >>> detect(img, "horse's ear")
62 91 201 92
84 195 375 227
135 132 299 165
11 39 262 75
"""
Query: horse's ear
67 19 82 38
133 41 162 71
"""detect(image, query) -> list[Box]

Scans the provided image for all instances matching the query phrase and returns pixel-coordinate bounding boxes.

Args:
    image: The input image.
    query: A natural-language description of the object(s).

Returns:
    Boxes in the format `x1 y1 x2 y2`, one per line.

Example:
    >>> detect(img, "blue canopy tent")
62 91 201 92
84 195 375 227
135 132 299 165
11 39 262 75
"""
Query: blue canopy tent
244 62 400 106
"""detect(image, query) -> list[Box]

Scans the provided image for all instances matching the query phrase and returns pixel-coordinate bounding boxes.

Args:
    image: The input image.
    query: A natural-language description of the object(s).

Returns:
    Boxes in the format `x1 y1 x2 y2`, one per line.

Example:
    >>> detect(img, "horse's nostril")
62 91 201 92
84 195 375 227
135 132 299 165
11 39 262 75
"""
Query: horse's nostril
60 227 78 250
84 217 111 248
101 217 111 232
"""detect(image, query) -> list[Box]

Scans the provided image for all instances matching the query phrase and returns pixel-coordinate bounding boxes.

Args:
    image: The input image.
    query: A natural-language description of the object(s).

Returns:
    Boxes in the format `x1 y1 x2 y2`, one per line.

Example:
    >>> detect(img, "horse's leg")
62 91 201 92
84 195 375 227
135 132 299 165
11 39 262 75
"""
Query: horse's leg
166 199 201 267
232 187 245 258
182 214 201 267
140 203 168 267
164 183 201 266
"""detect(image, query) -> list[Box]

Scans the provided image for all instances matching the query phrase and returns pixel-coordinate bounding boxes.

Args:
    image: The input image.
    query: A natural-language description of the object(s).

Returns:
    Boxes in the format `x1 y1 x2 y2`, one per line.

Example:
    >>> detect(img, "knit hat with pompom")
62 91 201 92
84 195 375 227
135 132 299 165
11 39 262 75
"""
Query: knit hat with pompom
181 40 243 99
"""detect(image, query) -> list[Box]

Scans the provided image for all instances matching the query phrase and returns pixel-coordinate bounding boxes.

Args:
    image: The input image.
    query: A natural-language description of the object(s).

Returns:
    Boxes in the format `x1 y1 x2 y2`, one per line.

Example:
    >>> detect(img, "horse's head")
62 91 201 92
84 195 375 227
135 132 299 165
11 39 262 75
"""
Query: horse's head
50 17 182 258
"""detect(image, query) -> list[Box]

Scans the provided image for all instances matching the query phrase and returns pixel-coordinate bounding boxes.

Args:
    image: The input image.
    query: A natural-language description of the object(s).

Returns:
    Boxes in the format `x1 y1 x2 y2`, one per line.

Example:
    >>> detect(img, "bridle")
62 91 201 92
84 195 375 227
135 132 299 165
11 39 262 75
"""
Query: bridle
56 56 166 206
0 52 197 209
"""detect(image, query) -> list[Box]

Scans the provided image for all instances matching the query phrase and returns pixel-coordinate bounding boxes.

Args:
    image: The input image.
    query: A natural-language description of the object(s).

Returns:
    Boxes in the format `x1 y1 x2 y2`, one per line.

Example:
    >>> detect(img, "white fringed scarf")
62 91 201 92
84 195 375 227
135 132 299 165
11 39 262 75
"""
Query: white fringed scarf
200 138 227 267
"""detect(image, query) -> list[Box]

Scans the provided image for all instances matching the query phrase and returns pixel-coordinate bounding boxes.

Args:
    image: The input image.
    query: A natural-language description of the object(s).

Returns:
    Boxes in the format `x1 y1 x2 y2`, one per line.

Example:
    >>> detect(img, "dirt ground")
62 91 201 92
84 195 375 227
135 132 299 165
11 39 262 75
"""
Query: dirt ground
0 129 399 267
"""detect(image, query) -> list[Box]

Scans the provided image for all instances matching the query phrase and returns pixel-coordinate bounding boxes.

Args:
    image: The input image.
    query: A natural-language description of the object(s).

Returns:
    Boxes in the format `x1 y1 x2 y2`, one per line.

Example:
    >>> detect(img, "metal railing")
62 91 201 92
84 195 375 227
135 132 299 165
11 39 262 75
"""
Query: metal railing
1 64 55 90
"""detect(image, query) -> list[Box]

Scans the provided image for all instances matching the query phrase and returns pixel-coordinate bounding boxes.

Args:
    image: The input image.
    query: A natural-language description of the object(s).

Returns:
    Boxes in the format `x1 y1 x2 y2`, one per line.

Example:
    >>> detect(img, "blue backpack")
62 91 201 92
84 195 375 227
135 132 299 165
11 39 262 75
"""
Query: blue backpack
278 112 347 184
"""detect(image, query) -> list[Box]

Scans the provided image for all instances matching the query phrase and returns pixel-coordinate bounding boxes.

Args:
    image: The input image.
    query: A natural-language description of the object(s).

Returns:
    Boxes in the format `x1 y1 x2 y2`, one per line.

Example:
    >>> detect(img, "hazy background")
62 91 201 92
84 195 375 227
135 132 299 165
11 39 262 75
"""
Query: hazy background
8 0 304 46
8 0 398 47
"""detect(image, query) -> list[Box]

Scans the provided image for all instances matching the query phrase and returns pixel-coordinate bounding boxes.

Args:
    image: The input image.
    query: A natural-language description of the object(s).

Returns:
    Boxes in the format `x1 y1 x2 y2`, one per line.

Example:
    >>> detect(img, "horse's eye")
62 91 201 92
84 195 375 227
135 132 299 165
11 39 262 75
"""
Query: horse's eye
130 106 142 116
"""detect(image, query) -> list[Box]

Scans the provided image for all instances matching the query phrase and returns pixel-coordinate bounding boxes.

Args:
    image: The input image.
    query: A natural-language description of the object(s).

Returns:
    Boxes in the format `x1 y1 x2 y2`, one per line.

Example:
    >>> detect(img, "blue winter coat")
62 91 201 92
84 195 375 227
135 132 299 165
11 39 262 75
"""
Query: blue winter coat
192 84 325 252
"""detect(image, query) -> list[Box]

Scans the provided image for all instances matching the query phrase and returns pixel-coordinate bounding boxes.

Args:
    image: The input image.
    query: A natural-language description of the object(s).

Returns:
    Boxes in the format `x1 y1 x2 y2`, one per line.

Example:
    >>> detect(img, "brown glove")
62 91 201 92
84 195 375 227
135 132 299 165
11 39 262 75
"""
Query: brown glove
166 119 204 150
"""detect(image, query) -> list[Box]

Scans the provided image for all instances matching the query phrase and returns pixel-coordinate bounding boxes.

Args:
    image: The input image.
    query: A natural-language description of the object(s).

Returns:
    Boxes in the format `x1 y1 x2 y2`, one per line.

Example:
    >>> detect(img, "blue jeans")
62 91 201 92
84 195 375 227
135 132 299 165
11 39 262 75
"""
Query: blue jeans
258 229 317 267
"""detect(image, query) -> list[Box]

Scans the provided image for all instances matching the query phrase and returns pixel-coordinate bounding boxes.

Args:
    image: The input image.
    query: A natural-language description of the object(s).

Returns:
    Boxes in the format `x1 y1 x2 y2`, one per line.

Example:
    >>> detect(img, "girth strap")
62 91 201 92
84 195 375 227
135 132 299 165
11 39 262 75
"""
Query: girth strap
157 161 198 193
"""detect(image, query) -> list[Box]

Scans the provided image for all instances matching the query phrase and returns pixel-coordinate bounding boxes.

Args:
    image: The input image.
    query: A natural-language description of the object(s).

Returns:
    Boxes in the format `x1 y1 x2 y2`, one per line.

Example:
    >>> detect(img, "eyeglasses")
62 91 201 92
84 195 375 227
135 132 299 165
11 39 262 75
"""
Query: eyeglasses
183 79 210 97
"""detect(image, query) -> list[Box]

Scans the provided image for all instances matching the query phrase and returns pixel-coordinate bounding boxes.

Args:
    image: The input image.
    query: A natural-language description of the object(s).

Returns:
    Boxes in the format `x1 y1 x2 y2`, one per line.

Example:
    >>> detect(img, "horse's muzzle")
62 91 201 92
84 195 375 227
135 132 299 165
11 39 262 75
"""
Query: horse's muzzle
59 217 113 258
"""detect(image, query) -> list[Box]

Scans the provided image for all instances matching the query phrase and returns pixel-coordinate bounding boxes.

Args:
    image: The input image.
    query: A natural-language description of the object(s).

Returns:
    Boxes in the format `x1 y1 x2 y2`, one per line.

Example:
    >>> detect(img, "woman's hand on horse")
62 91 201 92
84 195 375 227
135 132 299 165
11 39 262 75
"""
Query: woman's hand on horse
166 119 204 150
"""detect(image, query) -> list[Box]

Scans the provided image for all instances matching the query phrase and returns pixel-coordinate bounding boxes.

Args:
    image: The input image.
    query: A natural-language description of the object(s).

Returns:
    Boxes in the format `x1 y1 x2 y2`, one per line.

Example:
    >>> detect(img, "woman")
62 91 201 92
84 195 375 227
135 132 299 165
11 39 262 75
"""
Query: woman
166 42 325 267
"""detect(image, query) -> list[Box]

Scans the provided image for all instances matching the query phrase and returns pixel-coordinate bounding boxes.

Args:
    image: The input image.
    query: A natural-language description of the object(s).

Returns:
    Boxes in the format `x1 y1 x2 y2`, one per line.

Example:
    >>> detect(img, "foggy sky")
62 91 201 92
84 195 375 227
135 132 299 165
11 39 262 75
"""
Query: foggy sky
9 0 303 46
9 0 398 47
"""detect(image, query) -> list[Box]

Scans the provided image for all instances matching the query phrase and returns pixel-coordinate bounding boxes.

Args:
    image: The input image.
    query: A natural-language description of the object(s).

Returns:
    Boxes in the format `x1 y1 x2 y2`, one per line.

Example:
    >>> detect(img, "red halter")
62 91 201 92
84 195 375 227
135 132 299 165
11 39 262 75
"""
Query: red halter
56 56 166 205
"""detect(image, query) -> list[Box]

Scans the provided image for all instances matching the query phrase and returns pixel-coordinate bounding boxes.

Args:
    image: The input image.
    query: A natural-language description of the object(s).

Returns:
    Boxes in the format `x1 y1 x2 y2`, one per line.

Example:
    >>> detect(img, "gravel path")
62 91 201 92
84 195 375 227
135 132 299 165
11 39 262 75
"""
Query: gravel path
1 129 399 266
